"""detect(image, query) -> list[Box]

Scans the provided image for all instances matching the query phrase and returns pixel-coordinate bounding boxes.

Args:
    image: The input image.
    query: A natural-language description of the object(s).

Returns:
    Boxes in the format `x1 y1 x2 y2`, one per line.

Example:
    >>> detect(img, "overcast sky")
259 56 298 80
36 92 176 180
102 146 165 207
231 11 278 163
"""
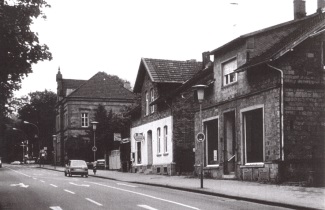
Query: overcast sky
13 0 317 98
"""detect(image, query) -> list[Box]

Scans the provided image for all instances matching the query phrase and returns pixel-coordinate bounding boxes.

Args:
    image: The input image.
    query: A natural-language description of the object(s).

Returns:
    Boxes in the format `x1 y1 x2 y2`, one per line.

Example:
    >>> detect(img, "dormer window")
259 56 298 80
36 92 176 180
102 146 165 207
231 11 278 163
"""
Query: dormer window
222 58 237 86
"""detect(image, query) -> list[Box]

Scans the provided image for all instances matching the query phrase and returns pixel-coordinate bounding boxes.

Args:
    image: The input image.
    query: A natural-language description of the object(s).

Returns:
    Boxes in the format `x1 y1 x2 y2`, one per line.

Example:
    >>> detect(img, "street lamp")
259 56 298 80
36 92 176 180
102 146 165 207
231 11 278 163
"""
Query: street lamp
193 84 207 189
13 128 29 160
24 121 40 167
52 135 57 169
91 121 99 162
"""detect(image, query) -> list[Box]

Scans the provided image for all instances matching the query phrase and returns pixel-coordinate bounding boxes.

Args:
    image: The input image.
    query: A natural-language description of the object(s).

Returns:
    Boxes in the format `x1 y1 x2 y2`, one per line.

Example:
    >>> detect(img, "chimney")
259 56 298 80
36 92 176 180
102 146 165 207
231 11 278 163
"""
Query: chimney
294 0 306 20
317 0 325 12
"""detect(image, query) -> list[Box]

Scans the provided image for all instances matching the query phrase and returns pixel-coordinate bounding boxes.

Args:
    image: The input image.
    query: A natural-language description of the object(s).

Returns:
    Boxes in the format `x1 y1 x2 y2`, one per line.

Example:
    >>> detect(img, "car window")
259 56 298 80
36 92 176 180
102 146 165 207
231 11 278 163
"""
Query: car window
71 160 87 167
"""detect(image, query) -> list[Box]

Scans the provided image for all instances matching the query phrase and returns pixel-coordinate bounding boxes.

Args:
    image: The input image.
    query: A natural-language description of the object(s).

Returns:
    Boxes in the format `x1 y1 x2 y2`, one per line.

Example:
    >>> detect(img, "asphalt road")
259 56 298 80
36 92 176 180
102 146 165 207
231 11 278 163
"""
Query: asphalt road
0 164 291 210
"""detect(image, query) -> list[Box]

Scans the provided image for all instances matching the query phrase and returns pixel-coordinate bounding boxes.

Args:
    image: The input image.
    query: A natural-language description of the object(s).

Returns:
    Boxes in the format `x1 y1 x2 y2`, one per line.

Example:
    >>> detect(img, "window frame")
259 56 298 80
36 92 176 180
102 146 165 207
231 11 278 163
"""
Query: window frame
241 105 265 165
222 57 238 86
157 127 161 154
81 112 89 127
145 91 149 116
163 126 168 153
150 88 155 114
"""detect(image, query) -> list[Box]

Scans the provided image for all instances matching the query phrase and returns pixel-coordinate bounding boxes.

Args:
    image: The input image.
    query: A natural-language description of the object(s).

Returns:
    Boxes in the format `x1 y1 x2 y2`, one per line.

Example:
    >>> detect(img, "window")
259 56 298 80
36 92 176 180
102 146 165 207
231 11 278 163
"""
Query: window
204 119 218 165
157 127 161 154
145 91 149 116
56 115 60 131
243 108 264 163
65 113 68 128
150 88 155 114
81 113 89 127
322 41 325 69
222 58 237 85
164 126 168 153
137 141 141 164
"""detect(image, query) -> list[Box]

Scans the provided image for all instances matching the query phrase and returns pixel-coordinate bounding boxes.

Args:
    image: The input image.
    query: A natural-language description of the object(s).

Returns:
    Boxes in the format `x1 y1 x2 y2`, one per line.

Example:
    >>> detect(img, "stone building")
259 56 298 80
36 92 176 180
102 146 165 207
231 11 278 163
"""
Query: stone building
189 0 325 185
129 58 202 175
54 70 135 165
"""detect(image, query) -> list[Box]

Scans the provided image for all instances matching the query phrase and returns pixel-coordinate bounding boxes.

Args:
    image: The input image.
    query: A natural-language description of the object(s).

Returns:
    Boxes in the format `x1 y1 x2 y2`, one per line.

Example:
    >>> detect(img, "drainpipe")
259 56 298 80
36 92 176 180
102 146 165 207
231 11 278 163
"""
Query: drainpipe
267 64 284 161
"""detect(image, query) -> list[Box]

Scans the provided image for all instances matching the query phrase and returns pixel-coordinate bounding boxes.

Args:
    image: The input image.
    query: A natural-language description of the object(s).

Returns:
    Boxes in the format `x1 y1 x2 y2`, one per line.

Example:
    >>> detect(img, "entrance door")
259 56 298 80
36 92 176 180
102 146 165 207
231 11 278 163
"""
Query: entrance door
224 111 236 175
204 119 218 166
147 130 153 167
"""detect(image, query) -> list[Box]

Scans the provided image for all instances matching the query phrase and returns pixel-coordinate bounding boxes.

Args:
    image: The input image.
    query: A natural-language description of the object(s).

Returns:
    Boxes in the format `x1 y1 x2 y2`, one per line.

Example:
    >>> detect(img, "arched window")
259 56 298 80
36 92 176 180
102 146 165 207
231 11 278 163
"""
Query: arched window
157 127 161 154
164 126 168 153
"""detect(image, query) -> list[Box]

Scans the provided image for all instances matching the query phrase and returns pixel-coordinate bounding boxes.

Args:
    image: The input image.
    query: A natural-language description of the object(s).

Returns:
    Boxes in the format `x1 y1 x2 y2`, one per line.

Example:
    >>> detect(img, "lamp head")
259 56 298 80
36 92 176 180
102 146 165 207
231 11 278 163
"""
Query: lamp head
91 121 99 131
192 84 207 103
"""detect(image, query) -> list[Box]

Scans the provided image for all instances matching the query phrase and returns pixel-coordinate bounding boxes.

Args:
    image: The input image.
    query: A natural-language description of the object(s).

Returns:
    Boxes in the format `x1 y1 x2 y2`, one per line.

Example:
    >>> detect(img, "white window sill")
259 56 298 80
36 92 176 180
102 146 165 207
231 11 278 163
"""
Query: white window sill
205 164 219 169
240 162 265 168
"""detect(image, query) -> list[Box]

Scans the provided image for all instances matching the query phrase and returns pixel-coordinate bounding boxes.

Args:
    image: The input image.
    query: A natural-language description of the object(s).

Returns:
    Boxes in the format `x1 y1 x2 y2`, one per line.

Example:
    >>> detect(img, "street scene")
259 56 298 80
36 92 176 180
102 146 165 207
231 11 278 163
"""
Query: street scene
1 0 325 209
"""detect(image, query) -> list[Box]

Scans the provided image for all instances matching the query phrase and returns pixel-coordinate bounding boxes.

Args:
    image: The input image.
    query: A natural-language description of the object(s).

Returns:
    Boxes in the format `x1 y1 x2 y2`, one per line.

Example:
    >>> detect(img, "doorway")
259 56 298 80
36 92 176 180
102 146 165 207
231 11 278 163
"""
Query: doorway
147 130 153 167
224 111 236 175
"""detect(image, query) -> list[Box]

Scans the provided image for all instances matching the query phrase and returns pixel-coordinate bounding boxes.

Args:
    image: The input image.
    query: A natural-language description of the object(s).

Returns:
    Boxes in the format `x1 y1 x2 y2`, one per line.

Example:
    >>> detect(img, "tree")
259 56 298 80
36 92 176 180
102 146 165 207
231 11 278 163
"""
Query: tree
0 0 52 116
18 90 56 161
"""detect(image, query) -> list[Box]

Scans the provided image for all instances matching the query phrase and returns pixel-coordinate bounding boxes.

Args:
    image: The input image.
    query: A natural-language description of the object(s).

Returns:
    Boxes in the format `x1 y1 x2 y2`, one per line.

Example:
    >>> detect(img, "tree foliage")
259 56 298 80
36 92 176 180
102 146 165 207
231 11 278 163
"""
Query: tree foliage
0 0 52 115
18 90 56 158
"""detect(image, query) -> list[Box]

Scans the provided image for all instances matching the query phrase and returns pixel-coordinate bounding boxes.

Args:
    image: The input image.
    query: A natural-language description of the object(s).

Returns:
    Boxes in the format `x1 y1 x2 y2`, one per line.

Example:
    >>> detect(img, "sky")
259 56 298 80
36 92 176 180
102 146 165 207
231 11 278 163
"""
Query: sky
13 0 318 98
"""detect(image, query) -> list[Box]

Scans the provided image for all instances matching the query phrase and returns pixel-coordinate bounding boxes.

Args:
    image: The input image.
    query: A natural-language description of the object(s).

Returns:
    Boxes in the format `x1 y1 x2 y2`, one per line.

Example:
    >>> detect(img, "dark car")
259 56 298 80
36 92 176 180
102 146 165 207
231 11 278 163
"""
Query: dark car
65 160 88 177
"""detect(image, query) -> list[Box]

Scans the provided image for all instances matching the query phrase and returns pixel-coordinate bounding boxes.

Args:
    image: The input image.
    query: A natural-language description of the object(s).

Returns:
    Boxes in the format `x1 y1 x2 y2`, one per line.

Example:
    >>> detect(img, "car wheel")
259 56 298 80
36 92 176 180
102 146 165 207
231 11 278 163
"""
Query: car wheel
64 172 67 176
86 175 88 178
69 172 72 177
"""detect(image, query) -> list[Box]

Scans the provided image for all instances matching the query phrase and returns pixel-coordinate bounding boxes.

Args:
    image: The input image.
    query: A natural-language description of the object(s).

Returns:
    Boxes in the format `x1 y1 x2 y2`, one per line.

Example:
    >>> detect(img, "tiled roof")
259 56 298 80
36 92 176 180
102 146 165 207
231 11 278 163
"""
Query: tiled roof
62 79 86 90
210 11 325 71
143 58 202 83
68 72 135 100
133 58 202 92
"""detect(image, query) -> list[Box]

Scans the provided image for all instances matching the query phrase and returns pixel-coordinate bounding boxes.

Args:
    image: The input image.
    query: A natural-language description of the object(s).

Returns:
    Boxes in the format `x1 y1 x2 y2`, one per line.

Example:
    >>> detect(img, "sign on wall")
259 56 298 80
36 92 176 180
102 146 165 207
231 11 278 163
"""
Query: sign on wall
134 133 144 142
114 133 121 141
214 150 218 161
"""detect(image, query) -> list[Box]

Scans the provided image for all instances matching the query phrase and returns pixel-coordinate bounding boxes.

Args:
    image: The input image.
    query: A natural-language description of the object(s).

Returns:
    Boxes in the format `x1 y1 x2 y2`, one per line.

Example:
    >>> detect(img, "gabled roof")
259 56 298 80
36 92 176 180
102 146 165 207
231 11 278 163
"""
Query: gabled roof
62 79 86 90
68 72 135 100
133 58 202 93
210 11 325 72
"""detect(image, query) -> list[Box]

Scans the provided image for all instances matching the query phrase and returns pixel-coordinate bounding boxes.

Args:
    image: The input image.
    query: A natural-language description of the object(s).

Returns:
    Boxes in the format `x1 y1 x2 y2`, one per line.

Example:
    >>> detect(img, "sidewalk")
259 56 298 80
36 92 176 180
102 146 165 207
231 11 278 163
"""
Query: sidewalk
41 165 325 210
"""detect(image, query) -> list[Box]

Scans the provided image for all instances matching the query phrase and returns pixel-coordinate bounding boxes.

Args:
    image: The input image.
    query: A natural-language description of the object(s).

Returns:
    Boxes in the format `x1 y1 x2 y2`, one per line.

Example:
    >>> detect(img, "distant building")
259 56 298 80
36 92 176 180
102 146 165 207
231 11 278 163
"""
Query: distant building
189 0 325 185
54 70 135 165
129 58 203 175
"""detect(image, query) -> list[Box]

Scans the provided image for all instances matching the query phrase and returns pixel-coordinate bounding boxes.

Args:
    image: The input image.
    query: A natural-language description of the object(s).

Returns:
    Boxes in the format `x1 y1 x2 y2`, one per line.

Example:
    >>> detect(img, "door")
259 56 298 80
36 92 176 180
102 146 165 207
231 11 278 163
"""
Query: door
224 111 236 175
147 130 153 167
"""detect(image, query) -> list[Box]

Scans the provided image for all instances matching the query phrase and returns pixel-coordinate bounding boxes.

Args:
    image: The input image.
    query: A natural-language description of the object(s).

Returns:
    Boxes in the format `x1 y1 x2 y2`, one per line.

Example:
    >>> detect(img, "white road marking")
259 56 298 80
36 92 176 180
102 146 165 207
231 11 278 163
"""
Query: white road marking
10 183 29 188
64 189 75 194
50 206 63 210
40 180 45 183
85 198 103 206
69 182 89 187
6 167 31 177
116 182 137 188
50 184 58 188
138 204 158 210
85 181 200 210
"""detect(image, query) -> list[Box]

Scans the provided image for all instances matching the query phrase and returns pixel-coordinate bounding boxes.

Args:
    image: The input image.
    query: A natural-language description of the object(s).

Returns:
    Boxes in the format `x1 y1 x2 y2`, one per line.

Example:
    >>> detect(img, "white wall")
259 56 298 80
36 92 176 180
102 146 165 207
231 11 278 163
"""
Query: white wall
131 116 173 166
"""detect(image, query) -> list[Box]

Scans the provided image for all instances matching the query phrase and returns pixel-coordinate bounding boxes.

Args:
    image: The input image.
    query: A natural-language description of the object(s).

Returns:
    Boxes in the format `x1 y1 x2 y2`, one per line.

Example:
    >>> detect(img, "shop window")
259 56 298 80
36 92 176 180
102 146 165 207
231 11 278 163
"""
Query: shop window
243 108 264 163
204 119 218 165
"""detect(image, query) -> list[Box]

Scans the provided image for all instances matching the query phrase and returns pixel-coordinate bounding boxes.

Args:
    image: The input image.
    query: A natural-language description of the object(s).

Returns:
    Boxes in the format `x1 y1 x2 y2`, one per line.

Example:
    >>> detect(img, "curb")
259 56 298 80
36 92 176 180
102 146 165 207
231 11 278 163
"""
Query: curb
39 166 322 210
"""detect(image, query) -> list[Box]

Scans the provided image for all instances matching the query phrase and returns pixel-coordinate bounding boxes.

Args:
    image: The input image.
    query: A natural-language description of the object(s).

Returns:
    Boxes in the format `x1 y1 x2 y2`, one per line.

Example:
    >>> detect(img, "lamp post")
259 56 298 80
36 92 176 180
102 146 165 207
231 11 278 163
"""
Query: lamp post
20 142 26 163
13 128 29 161
91 121 99 162
52 135 57 170
24 121 40 167
193 84 207 189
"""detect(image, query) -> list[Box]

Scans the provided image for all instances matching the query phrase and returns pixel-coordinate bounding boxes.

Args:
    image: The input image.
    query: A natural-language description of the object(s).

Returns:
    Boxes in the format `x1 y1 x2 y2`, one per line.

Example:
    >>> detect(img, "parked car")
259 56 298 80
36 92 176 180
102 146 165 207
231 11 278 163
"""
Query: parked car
11 161 21 165
65 160 88 177
97 159 105 169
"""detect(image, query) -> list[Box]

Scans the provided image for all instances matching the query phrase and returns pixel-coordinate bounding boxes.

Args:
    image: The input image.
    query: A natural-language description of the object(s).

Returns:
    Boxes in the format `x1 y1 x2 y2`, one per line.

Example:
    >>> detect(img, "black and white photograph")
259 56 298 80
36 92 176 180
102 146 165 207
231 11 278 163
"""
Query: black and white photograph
0 0 324 209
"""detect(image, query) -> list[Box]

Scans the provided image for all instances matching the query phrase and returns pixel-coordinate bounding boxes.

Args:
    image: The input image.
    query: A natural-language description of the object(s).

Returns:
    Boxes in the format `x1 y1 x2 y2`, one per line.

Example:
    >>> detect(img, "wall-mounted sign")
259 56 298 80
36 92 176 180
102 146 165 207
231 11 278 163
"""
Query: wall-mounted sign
214 150 218 161
121 138 130 144
134 133 144 142
114 133 121 141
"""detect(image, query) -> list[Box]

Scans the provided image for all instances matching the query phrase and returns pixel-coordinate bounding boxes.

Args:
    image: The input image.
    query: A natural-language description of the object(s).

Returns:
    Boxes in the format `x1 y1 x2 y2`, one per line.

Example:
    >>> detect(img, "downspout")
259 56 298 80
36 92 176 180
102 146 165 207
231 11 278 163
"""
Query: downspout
267 64 284 161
